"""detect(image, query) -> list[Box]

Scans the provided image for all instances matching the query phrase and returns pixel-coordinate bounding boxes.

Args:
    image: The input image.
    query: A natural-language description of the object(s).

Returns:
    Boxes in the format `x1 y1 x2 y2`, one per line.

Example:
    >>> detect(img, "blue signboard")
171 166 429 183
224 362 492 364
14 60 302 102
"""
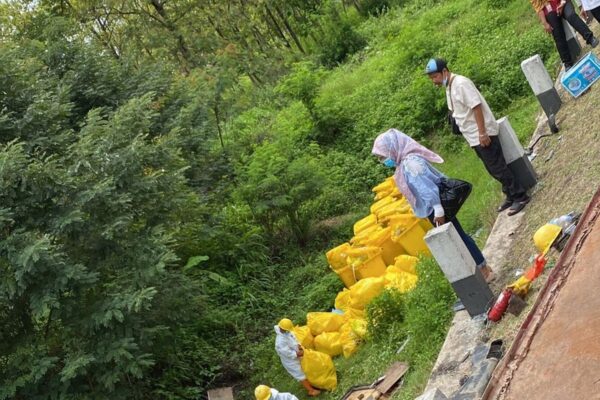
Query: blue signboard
561 52 600 98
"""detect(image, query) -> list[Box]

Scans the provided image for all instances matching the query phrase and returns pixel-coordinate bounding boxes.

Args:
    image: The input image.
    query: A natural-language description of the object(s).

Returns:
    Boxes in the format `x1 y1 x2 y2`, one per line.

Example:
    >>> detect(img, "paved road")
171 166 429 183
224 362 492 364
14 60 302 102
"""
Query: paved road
484 189 600 400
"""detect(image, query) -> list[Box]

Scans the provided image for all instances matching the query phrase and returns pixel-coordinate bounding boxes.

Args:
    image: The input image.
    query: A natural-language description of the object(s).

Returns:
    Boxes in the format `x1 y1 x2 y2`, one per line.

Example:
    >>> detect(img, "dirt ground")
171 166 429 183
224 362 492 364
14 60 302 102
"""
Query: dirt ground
483 41 600 348
484 189 600 399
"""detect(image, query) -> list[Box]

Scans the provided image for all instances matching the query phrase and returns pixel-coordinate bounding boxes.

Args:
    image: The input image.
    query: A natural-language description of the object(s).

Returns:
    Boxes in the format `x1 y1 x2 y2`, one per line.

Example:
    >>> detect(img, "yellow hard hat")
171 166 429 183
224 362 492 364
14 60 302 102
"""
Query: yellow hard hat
533 223 562 255
255 385 271 400
278 318 294 331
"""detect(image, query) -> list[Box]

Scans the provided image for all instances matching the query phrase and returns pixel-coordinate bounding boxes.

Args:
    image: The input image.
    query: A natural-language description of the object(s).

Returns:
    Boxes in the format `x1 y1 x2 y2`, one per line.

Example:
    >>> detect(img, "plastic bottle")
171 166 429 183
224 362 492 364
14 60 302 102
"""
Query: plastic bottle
549 212 575 230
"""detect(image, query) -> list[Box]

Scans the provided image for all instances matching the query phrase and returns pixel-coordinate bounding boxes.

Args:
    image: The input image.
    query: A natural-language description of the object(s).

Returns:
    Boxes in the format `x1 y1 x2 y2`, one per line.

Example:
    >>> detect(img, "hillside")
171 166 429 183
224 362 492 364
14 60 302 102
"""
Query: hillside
0 0 568 399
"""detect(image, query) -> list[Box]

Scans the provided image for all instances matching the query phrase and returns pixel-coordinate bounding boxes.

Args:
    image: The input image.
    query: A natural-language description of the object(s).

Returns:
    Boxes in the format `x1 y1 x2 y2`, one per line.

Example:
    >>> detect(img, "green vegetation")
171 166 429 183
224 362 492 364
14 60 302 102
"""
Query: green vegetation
0 0 559 399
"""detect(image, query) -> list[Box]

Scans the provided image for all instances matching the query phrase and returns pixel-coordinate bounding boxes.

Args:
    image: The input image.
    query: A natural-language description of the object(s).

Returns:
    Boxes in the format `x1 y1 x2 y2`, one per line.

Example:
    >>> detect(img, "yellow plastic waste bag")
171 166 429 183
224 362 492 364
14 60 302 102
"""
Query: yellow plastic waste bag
301 349 337 390
326 243 352 271
339 322 360 358
350 318 368 339
307 312 345 336
393 254 419 275
292 325 314 349
349 277 385 310
343 307 365 320
313 332 343 357
385 269 418 293
335 289 352 312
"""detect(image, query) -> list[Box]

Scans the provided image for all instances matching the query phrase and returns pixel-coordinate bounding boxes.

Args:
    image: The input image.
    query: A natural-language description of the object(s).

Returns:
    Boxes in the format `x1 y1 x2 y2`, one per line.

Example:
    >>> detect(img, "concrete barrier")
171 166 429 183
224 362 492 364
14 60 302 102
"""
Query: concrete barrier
497 117 537 191
424 223 493 317
521 54 561 121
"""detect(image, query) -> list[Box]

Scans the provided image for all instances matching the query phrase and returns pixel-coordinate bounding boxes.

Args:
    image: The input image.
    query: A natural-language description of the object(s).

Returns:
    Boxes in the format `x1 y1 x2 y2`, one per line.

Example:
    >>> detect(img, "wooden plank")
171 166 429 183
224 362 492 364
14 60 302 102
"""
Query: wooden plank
345 388 379 400
375 362 409 394
207 387 234 400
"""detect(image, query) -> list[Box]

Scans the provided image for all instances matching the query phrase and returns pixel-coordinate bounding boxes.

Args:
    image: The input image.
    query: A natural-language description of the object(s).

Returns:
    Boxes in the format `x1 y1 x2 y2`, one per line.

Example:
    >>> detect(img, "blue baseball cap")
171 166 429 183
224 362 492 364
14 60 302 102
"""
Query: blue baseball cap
425 58 448 74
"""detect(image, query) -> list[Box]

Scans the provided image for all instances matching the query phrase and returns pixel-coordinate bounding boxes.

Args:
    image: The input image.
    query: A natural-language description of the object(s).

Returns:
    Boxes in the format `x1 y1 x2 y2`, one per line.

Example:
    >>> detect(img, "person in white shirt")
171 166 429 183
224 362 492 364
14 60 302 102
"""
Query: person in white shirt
425 58 530 216
579 0 600 22
274 318 320 397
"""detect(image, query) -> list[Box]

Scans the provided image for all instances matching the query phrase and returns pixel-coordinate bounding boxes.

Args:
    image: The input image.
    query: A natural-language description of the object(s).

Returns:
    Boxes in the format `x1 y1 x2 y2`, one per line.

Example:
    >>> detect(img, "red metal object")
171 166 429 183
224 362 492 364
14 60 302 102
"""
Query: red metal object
483 187 600 400
523 254 547 280
487 288 513 322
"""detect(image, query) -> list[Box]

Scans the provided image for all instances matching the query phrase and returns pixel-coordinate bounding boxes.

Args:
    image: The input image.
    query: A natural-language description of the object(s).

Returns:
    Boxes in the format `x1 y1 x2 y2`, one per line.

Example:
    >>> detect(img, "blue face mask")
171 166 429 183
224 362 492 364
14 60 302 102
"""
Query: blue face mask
442 77 448 87
382 158 397 168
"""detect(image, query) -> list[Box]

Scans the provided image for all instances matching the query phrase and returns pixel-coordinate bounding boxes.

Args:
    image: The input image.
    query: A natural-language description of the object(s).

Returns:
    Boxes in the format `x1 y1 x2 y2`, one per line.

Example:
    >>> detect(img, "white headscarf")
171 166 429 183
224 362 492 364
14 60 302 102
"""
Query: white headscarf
372 128 444 205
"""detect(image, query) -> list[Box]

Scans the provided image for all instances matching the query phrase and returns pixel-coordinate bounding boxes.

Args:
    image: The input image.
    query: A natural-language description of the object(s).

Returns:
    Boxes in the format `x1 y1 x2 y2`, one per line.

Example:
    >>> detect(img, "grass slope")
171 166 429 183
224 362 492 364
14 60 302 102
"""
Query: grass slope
244 0 564 398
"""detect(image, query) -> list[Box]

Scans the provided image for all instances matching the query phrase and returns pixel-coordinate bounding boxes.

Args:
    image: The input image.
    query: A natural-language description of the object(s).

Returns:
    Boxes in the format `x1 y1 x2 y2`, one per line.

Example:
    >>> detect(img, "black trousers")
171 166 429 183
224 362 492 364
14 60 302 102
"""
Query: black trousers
588 5 600 23
473 136 527 202
546 0 594 66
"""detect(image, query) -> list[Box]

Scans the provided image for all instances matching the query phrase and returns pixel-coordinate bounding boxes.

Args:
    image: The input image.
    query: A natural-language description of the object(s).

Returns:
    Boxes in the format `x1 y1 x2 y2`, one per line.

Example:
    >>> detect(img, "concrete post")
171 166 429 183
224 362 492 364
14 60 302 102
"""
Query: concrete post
563 20 582 64
497 116 537 191
521 54 561 120
424 223 493 317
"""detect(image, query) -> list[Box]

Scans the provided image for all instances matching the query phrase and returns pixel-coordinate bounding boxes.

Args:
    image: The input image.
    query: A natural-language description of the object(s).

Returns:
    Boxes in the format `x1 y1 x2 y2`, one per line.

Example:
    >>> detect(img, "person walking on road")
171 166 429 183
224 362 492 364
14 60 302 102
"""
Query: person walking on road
425 58 530 216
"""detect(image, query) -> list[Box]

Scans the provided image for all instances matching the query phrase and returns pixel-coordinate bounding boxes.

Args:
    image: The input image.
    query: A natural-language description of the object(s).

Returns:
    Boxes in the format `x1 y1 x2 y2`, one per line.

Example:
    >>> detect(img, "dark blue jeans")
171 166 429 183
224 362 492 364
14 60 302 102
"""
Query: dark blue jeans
428 214 486 267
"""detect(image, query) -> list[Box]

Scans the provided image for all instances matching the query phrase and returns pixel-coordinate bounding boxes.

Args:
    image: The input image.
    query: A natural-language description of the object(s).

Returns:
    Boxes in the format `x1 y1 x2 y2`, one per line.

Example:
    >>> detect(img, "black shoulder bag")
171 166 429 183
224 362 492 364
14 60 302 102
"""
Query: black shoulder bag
447 75 462 136
437 177 472 220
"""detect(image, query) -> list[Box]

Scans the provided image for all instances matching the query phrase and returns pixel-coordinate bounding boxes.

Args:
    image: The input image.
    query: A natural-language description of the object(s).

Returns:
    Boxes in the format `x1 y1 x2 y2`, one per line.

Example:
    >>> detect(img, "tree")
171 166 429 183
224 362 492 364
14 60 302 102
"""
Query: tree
236 142 327 248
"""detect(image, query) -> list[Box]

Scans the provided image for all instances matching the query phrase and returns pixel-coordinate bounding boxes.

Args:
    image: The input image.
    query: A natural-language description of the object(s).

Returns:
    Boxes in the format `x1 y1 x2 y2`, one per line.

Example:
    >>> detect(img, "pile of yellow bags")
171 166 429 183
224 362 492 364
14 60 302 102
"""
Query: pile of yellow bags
280 177 432 390
326 177 431 290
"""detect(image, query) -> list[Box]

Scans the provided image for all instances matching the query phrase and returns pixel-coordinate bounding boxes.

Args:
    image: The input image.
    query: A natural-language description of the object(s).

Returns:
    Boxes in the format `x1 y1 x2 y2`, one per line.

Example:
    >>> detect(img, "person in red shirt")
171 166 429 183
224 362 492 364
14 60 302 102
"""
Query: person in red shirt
531 0 599 70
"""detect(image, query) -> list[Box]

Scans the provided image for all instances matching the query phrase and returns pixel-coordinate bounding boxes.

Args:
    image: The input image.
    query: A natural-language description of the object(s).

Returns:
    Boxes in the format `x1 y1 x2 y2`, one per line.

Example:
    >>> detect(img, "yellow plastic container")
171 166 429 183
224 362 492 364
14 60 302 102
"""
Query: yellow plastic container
385 214 418 229
345 245 382 267
353 214 378 236
332 265 357 288
372 177 395 195
353 226 405 266
376 201 413 221
419 217 434 231
389 187 404 200
349 224 380 245
369 195 395 215
326 243 352 271
353 254 387 280
391 219 431 257
374 189 392 201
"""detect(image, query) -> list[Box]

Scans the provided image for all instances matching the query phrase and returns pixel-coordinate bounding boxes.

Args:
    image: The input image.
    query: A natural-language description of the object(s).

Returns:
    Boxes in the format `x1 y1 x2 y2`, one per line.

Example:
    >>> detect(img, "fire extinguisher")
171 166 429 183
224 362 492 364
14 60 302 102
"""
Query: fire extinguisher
488 288 513 322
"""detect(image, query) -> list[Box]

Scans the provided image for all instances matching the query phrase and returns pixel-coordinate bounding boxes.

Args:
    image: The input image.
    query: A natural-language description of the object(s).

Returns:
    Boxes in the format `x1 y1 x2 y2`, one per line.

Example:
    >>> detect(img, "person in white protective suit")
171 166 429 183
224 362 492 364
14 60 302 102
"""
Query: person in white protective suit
254 384 299 400
274 318 321 397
